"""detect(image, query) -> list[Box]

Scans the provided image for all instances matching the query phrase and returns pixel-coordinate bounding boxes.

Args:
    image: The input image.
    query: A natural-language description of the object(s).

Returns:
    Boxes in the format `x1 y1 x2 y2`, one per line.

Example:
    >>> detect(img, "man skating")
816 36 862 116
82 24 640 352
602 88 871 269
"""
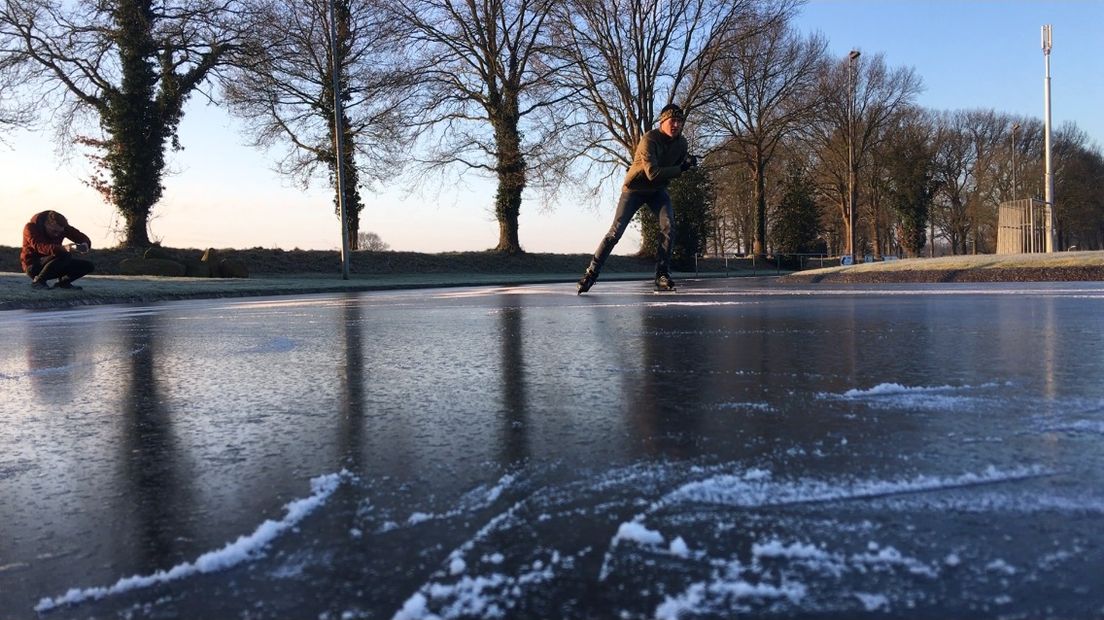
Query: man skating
577 103 696 294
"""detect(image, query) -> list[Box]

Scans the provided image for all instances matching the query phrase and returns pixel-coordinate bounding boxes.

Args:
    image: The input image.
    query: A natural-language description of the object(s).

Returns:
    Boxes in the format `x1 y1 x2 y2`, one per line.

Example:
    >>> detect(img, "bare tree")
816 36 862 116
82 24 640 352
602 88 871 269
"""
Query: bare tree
928 109 1040 254
0 0 243 246
1048 122 1102 250
223 0 411 250
0 51 33 136
385 0 564 254
356 230 389 251
553 0 792 255
699 20 825 257
810 52 921 258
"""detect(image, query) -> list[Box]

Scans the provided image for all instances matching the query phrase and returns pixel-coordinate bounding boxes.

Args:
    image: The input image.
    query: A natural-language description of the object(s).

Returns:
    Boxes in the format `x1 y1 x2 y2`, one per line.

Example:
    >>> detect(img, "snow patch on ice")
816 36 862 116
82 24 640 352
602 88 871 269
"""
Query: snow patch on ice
715 401 775 412
753 539 831 562
35 470 350 612
855 592 889 611
819 382 998 411
669 537 690 557
655 560 806 620
392 552 562 620
985 559 1017 575
663 464 1051 509
1039 419 1104 435
612 521 665 547
386 473 520 533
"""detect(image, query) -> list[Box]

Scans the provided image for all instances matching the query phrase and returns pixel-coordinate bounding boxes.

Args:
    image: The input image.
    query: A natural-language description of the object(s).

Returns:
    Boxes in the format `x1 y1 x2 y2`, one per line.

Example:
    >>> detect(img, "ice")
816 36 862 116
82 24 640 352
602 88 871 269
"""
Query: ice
34 470 349 612
5 280 1104 618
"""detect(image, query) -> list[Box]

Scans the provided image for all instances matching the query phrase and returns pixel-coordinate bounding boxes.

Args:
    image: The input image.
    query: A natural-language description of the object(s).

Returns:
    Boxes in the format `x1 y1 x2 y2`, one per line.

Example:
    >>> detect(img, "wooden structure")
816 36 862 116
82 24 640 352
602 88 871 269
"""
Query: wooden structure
997 198 1047 254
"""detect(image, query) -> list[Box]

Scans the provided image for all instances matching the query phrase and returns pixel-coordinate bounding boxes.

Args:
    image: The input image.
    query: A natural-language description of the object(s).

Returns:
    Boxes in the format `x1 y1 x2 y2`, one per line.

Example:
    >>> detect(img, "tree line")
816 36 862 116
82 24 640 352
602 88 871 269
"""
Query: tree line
2 0 1101 257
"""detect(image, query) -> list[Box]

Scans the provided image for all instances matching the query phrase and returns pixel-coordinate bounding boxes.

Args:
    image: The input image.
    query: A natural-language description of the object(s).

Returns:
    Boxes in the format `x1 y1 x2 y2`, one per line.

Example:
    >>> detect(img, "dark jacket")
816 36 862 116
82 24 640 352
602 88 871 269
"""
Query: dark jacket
621 128 690 192
20 211 92 273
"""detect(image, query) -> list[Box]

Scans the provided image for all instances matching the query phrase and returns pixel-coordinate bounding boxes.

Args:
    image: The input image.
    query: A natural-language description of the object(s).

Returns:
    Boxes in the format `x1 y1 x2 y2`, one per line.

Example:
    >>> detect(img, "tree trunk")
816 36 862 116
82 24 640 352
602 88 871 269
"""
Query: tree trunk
493 108 524 254
121 210 153 247
109 0 163 247
752 156 767 257
839 194 850 257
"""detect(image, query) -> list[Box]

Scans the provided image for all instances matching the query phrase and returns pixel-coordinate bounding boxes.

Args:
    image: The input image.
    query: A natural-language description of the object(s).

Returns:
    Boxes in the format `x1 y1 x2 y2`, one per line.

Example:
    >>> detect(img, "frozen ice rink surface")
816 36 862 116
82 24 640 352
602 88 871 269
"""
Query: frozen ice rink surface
1 278 1102 619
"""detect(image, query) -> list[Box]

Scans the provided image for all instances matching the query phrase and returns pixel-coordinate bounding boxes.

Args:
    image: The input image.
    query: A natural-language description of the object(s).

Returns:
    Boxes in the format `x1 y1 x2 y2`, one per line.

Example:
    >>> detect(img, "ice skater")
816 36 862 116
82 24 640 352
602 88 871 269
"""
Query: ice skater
21 210 95 290
577 103 696 294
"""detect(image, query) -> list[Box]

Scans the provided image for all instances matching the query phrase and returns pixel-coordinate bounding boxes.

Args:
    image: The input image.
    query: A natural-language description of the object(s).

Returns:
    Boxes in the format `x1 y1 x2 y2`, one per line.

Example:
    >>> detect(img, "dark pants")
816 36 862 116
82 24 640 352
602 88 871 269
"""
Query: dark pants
26 254 95 284
587 188 674 277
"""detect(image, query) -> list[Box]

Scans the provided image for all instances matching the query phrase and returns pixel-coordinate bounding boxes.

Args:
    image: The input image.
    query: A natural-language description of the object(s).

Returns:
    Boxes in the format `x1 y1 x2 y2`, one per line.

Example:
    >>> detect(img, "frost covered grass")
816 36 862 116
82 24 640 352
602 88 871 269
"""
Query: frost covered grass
803 251 1104 274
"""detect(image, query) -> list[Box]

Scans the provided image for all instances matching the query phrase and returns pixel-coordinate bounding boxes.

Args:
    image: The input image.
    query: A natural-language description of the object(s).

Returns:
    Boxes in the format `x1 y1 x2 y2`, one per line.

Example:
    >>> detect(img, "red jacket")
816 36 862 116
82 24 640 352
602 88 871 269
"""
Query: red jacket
20 211 92 272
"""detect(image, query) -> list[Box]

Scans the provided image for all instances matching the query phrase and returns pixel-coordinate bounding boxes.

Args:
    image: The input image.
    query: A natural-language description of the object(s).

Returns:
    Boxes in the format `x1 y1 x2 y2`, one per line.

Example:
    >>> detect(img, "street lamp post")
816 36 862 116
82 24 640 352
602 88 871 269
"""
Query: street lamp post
1011 122 1020 201
847 49 861 264
1042 24 1055 253
330 0 351 279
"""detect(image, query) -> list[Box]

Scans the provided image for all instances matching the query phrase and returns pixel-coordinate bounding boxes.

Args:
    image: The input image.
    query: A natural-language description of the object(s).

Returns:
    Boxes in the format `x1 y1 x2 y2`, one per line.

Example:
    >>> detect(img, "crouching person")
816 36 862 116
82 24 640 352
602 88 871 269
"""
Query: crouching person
21 210 95 290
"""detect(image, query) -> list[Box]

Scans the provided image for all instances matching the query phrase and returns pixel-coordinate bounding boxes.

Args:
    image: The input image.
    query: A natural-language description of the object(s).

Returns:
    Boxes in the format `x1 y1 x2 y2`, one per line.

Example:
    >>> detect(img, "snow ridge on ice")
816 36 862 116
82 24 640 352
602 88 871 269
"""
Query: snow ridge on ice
664 464 1051 508
819 382 1002 411
35 470 350 612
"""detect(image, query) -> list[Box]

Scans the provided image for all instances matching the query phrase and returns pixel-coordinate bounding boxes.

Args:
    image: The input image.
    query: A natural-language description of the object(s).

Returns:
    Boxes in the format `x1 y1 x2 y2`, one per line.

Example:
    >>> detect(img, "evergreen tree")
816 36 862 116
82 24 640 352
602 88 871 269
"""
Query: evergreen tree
885 122 936 257
668 166 714 270
770 164 821 254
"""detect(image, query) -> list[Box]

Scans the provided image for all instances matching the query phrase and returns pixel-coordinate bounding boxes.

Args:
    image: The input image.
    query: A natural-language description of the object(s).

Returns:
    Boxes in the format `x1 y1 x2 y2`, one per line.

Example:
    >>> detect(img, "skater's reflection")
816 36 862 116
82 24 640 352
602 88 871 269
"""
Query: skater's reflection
118 311 193 573
628 308 703 459
497 298 529 466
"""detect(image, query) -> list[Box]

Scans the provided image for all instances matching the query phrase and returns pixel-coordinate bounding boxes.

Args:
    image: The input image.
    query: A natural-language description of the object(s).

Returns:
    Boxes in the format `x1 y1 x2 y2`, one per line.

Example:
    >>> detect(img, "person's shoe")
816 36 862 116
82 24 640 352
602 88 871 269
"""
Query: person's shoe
30 279 50 290
577 269 598 295
54 278 82 290
655 273 676 292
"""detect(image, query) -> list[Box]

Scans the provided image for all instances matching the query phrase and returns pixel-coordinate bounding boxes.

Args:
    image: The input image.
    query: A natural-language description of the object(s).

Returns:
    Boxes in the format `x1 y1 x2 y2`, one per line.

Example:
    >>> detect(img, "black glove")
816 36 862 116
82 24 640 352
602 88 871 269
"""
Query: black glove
680 155 698 172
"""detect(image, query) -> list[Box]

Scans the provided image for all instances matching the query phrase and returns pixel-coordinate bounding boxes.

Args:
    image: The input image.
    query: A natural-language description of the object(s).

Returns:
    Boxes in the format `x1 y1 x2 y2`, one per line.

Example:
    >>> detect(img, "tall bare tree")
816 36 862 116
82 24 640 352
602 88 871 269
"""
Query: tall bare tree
0 51 33 135
553 0 792 255
386 0 564 254
1053 125 1104 250
223 0 410 249
0 0 243 246
811 51 921 258
699 20 825 257
929 109 1037 254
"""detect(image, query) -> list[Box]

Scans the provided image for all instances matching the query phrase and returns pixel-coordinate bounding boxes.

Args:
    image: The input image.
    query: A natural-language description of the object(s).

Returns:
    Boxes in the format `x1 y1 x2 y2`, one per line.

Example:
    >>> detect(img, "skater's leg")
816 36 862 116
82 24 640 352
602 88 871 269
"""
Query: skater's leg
586 191 646 276
651 191 675 278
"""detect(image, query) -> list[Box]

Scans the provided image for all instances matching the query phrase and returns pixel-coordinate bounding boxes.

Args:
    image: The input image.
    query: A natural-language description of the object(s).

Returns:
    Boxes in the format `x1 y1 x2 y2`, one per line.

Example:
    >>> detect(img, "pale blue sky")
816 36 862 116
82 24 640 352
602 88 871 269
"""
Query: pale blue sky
2 0 1101 253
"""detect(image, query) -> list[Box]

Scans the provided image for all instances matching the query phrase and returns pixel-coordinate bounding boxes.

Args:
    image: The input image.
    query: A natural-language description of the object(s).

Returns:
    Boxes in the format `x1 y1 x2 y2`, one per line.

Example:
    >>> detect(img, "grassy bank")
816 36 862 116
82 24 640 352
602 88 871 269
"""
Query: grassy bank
785 251 1104 283
0 245 754 277
0 245 770 311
